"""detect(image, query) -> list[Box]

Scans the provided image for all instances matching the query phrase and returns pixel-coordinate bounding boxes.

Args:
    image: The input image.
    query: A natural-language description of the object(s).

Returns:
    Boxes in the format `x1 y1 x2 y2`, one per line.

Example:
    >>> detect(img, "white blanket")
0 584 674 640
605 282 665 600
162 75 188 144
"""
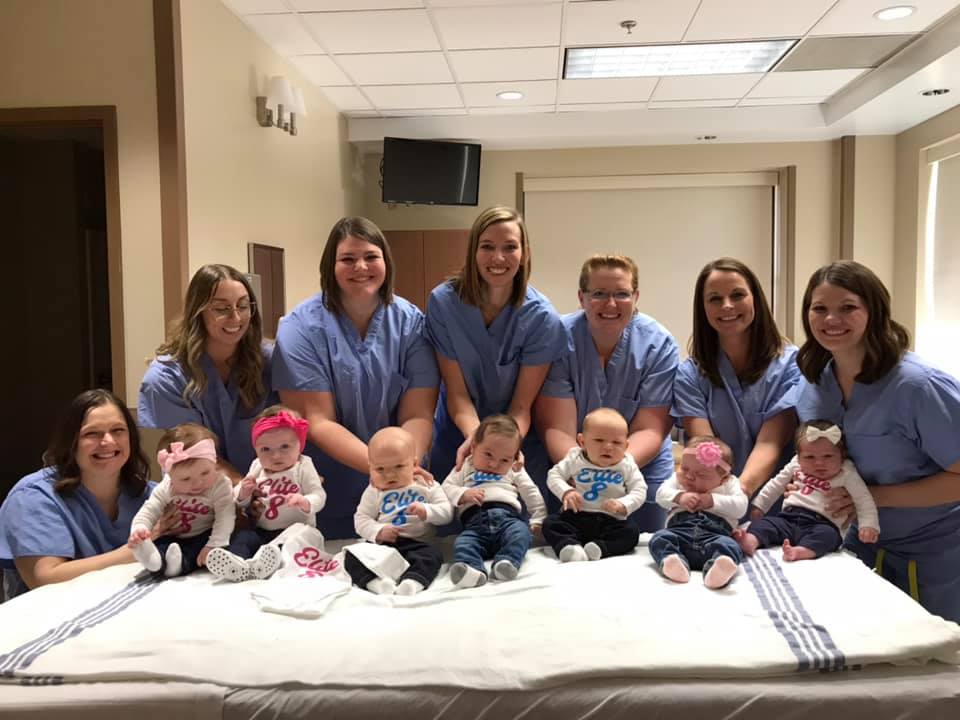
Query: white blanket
1 543 958 689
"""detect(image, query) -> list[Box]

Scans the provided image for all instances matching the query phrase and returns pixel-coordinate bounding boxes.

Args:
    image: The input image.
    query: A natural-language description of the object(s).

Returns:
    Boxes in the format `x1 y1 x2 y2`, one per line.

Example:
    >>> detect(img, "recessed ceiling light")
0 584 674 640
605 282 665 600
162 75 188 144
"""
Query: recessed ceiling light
921 88 950 96
564 40 795 79
496 90 524 101
874 6 915 21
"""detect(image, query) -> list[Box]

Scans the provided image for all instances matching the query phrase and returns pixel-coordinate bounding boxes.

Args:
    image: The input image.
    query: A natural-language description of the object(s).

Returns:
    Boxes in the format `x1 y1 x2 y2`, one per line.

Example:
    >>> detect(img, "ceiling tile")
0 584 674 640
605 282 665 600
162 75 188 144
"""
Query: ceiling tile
685 0 837 41
776 34 913 71
290 55 352 86
363 83 463 109
559 77 658 103
337 52 453 84
319 86 373 110
558 102 650 112
468 104 557 114
448 47 559 82
432 0 559 5
223 0 289 14
738 96 826 106
563 0 701 45
810 0 960 36
460 79 557 107
433 4 562 49
301 10 440 53
244 14 326 55
652 73 762 100
379 108 467 116
648 98 739 108
291 0 423 9
747 68 866 97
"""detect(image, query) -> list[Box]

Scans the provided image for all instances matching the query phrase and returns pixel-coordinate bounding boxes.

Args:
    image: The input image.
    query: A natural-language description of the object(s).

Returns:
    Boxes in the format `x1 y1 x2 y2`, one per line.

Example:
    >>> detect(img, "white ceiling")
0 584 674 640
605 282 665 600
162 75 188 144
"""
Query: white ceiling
223 0 960 148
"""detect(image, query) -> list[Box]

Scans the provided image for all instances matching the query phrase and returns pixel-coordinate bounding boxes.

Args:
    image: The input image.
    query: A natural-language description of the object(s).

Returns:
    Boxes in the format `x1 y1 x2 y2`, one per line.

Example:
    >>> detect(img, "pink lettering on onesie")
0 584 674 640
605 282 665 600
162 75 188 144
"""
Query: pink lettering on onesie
262 476 303 520
173 496 212 534
797 472 833 496
293 546 340 578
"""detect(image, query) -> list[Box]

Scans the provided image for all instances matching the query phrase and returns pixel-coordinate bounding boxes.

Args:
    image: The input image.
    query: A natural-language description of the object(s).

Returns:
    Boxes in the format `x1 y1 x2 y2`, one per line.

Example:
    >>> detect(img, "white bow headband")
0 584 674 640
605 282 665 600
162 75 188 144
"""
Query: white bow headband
804 425 842 445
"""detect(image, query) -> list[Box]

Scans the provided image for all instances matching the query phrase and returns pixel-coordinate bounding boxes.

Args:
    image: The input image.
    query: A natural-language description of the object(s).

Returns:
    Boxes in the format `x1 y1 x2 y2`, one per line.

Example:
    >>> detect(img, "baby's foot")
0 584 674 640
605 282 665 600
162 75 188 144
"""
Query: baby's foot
734 529 760 557
782 540 817 562
450 562 487 589
395 579 425 596
248 543 282 579
584 542 603 561
492 559 519 581
660 554 690 583
366 577 397 595
163 543 183 578
206 548 250 582
558 544 588 563
132 538 162 572
704 556 738 589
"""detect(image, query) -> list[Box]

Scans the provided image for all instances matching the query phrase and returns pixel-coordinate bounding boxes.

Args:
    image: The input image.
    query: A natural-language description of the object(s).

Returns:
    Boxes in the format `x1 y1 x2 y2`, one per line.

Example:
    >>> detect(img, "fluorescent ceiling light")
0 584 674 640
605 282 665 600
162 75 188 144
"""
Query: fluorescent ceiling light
496 90 524 100
564 40 795 79
874 6 915 21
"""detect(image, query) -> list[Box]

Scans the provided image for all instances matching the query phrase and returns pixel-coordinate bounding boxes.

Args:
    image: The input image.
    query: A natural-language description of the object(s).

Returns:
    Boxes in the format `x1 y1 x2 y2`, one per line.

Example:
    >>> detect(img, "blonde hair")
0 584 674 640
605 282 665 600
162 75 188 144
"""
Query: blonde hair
157 423 219 458
578 255 639 293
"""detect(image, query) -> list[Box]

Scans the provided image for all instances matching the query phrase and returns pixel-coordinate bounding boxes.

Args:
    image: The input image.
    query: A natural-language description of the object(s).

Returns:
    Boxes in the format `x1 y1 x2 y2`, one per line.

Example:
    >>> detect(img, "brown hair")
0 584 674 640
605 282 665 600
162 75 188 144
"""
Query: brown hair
319 216 395 315
796 420 846 456
684 435 734 469
156 423 219 470
578 254 639 294
254 403 304 424
797 261 909 384
473 414 522 454
45 389 149 496
155 264 266 409
452 206 531 308
689 257 784 387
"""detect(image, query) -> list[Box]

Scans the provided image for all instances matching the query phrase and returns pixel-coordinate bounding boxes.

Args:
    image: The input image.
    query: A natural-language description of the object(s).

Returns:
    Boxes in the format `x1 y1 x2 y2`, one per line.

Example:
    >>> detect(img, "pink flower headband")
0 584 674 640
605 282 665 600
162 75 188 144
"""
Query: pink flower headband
157 439 218 474
251 411 309 452
683 441 731 472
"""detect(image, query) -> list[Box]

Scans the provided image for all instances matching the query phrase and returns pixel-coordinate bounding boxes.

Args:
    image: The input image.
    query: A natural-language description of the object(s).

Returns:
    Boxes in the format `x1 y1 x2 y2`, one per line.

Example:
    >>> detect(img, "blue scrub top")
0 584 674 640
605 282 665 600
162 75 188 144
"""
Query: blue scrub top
138 343 276 473
541 311 679 485
272 293 439 539
671 346 801 476
0 468 154 597
425 281 567 483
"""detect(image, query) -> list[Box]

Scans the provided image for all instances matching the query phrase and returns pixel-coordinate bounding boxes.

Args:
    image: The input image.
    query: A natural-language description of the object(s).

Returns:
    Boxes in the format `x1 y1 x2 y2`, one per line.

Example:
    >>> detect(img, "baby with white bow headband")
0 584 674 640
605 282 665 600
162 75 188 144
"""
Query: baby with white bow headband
735 420 879 562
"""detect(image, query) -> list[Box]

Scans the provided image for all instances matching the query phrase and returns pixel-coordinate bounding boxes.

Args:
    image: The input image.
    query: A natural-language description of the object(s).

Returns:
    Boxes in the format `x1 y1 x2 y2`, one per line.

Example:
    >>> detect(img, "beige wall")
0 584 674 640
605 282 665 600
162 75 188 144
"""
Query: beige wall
850 135 896 291
0 0 163 403
895 104 960 338
362 141 841 342
180 0 358 325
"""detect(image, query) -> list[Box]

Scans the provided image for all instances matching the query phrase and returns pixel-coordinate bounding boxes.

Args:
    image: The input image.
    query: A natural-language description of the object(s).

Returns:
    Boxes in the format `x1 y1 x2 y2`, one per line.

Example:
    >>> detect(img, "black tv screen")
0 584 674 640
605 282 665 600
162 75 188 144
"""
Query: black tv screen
381 137 481 206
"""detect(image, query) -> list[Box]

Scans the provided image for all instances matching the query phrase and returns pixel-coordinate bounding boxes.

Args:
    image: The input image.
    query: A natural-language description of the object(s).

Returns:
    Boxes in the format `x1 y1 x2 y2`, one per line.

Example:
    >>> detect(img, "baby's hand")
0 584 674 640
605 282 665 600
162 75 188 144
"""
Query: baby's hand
530 523 542 537
127 527 151 548
601 499 626 516
407 502 428 520
238 475 258 501
197 546 212 567
562 490 584 513
512 450 526 472
858 527 880 544
376 525 400 544
750 506 764 521
696 493 714 509
677 492 700 512
460 487 485 507
286 493 311 512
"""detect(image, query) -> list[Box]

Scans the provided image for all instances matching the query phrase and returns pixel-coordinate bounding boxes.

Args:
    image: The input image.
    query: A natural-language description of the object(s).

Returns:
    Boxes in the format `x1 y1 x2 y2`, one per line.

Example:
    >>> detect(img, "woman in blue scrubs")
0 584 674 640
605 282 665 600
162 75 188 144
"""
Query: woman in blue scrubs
795 261 960 622
272 217 439 539
1 390 159 598
138 264 274 477
534 255 678 529
425 206 567 482
672 258 800 498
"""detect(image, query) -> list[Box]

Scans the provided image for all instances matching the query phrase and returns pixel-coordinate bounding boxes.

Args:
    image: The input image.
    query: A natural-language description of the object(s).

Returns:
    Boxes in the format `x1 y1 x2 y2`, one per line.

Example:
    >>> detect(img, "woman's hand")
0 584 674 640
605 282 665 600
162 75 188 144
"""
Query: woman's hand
413 465 436 486
454 436 474 471
150 504 180 539
824 487 855 525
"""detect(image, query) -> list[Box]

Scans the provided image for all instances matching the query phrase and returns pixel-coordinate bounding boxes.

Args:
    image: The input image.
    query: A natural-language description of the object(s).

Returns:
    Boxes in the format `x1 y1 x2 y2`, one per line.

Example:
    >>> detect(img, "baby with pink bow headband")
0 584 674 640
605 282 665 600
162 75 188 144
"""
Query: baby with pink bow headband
736 420 879 562
128 423 237 578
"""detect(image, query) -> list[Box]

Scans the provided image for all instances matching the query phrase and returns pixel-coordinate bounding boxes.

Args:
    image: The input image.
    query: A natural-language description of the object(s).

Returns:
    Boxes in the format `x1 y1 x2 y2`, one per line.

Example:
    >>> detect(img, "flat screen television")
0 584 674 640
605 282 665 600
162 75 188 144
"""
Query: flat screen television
381 136 481 206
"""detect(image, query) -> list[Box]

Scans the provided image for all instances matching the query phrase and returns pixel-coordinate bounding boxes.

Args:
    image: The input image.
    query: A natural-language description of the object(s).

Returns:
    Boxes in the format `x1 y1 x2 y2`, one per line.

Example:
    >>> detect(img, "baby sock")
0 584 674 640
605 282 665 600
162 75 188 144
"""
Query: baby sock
558 544 588 562
132 538 162 572
395 579 425 596
247 543 282 580
584 542 603 561
492 559 519 581
704 556 738 589
366 577 397 595
450 562 487 589
661 554 690 583
206 547 250 582
163 543 183 578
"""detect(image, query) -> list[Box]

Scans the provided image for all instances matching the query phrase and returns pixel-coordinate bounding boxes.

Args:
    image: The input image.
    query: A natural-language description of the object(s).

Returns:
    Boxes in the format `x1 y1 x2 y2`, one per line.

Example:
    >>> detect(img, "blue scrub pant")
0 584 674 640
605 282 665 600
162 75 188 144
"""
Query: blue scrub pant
649 511 743 573
454 503 531 574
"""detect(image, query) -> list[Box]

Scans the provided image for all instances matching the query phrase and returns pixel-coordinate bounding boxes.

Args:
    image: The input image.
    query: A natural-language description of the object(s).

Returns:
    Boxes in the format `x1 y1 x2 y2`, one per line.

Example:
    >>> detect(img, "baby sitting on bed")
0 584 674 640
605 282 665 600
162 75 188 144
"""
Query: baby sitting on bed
649 436 748 589
735 420 879 562
542 408 647 562
348 427 453 596
443 414 547 589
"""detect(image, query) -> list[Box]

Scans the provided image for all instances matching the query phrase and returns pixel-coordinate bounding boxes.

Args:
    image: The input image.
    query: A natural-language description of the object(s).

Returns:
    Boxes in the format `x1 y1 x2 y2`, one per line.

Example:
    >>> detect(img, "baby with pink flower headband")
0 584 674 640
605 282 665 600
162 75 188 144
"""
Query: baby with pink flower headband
205 405 327 582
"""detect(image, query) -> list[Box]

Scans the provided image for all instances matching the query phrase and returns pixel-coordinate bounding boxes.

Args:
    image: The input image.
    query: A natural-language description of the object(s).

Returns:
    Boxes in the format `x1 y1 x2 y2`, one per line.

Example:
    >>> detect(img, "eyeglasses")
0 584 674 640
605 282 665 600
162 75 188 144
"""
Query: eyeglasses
206 302 256 319
586 290 634 303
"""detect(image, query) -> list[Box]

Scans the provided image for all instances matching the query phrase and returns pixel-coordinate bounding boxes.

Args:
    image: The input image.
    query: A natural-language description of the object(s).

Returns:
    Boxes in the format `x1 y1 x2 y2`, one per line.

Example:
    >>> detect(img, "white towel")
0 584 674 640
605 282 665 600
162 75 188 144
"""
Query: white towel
250 576 351 618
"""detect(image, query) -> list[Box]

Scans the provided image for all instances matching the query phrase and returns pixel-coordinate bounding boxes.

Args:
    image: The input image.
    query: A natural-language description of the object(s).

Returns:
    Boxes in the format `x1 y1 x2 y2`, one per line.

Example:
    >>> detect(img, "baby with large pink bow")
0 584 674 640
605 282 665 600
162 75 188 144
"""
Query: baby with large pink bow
128 423 236 577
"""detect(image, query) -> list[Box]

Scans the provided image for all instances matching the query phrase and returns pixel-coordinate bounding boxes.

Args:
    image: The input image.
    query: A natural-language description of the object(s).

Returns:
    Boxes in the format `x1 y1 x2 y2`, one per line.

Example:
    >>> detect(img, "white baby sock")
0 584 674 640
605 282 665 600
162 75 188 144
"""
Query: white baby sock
163 543 183 578
704 556 738 589
559 544 589 563
132 538 162 572
366 577 397 595
584 542 603 561
661 554 690 583
395 579 425 596
492 559 519 581
450 562 487 589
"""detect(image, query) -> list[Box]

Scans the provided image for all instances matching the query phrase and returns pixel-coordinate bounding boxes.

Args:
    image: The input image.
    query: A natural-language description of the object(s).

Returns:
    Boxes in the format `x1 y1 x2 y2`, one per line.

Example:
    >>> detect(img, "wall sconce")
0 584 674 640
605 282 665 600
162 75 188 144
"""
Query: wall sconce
256 75 307 136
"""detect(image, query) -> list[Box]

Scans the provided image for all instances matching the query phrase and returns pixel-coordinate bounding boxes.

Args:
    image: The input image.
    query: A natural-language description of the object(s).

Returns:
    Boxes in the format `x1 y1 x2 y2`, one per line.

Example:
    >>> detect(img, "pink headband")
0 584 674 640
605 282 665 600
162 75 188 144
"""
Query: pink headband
251 411 309 452
157 439 218 474
683 441 731 473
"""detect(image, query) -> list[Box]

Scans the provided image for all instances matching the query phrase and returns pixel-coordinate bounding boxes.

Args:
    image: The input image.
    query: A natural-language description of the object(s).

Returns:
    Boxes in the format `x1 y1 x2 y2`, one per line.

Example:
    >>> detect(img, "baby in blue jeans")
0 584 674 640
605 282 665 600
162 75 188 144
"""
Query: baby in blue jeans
650 436 748 589
442 415 547 589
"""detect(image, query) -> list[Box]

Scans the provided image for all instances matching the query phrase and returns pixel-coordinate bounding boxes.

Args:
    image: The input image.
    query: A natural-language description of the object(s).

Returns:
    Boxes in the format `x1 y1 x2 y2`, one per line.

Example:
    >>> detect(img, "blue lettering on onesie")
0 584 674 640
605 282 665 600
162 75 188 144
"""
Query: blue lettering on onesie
381 487 426 526
472 471 502 485
575 468 624 501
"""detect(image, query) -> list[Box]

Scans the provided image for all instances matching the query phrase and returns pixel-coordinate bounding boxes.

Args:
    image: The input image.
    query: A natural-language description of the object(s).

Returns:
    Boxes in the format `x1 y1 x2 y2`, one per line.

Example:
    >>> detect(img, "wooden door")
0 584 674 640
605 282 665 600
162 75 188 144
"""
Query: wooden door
384 230 426 311
423 229 470 298
248 243 285 339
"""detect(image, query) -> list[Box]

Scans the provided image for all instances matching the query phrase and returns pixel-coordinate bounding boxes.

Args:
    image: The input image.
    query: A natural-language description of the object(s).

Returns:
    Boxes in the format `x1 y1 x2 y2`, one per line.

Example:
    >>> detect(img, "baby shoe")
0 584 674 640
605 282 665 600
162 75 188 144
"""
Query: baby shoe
132 538 162 572
450 562 487 589
206 547 249 582
247 544 282 580
704 556 738 590
163 543 183 578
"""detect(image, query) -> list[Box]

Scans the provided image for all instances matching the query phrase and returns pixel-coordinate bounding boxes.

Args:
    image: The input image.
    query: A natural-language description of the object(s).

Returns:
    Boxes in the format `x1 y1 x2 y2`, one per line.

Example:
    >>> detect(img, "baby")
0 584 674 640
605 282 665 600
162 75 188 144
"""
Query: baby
650 436 748 589
542 408 647 562
128 423 235 577
735 421 879 562
348 427 453 595
443 415 547 589
206 405 327 582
